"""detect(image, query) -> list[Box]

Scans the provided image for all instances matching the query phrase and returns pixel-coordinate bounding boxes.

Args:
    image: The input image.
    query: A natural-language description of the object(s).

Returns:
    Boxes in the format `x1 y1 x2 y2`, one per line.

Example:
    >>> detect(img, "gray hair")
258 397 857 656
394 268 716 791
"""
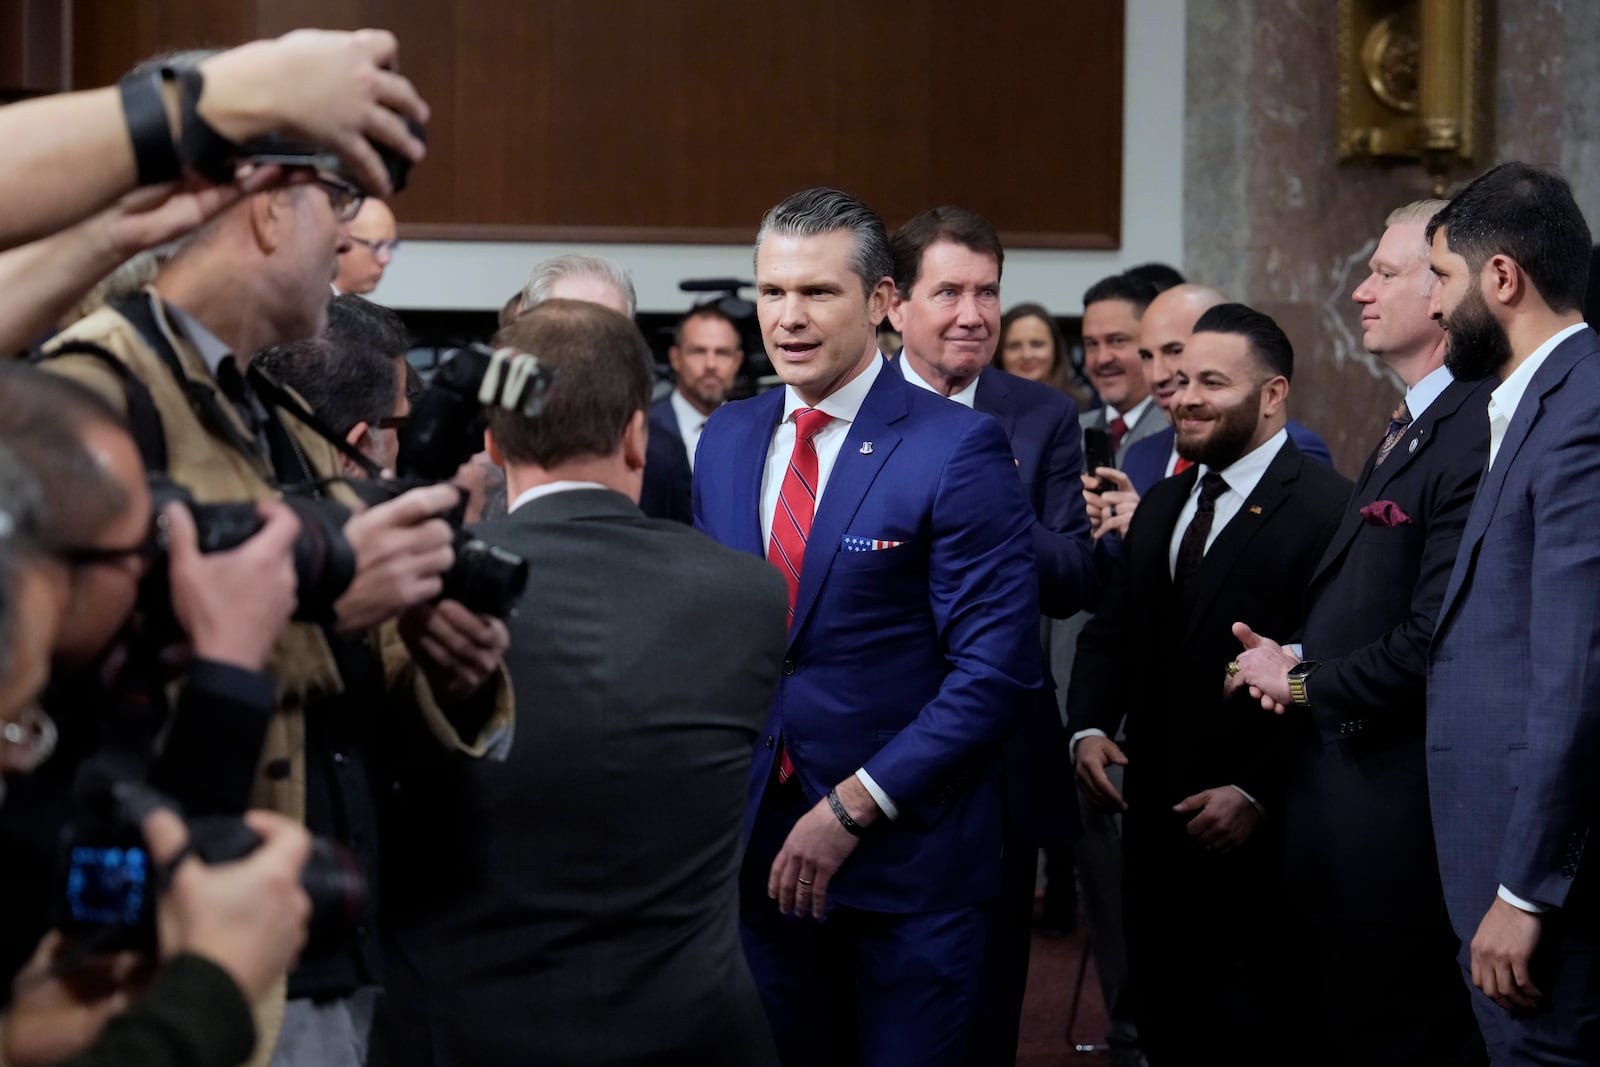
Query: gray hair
755 187 893 297
1386 198 1450 230
520 253 637 318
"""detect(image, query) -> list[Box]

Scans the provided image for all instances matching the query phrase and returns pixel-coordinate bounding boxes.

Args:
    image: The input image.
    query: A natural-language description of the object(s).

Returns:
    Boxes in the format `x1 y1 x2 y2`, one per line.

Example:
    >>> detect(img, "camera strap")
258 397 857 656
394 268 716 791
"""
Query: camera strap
245 366 386 480
30 339 170 475
110 293 324 492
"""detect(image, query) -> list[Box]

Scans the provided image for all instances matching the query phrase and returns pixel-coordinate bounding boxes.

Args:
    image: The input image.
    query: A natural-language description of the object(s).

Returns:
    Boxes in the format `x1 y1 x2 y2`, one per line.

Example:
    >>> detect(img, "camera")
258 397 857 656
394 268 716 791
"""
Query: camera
241 115 427 196
57 774 362 956
142 476 358 630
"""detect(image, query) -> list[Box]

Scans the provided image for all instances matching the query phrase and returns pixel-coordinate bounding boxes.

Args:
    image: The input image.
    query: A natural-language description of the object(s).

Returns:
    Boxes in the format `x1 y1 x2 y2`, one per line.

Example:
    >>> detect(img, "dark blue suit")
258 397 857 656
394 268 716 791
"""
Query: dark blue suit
694 358 1042 1066
1121 419 1335 496
1429 326 1600 1060
642 395 693 523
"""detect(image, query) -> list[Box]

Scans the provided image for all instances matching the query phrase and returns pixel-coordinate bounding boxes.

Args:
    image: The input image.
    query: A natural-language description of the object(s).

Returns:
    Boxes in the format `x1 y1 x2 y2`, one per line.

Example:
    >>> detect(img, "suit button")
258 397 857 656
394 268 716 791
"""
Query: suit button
782 659 796 676
765 735 775 750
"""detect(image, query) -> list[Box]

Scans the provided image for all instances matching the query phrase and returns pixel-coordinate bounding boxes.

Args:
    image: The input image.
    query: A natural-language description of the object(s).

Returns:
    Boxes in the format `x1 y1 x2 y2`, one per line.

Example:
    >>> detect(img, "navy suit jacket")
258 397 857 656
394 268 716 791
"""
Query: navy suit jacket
694 359 1042 912
1287 375 1492 924
642 395 693 523
1121 419 1335 496
972 366 1094 845
1429 327 1600 936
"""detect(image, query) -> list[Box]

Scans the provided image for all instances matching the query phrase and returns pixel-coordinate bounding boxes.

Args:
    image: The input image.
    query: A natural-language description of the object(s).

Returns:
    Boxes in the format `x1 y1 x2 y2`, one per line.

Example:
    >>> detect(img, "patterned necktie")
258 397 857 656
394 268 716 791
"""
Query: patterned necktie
1174 471 1229 586
1108 415 1130 456
1374 399 1413 467
768 407 832 786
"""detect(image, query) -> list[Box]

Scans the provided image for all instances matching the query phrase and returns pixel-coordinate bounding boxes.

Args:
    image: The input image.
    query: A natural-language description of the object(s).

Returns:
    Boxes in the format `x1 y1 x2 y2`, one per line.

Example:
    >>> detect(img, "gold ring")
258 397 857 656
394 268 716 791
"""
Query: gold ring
1226 660 1241 678
797 877 814 887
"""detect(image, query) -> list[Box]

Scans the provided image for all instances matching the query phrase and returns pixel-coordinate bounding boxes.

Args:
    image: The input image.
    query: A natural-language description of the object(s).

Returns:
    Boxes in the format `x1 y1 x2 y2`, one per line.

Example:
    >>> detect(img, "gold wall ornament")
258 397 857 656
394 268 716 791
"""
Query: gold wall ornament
1338 0 1487 195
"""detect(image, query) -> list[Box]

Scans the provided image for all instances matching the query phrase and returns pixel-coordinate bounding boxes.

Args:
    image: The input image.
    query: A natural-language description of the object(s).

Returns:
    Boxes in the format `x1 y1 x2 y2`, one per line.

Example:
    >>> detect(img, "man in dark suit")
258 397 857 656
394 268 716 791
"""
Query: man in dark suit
1421 162 1600 1060
520 251 694 522
1229 200 1488 1066
650 304 745 470
694 188 1042 1066
1070 304 1350 1065
1096 283 1334 535
376 299 788 1067
884 204 1096 1065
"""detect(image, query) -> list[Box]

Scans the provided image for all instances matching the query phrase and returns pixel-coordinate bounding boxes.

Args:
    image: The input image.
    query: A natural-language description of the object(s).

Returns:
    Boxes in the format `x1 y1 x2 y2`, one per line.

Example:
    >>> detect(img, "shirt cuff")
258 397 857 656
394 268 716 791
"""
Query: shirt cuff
1069 727 1109 763
855 769 899 821
1497 884 1549 914
1288 643 1304 661
1230 784 1265 815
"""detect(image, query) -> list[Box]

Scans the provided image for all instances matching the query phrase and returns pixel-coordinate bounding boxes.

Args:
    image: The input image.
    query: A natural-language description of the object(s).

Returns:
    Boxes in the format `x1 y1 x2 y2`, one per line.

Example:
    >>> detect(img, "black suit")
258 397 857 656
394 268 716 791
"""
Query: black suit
1069 438 1349 1065
642 396 693 522
375 488 786 1067
1287 377 1492 1066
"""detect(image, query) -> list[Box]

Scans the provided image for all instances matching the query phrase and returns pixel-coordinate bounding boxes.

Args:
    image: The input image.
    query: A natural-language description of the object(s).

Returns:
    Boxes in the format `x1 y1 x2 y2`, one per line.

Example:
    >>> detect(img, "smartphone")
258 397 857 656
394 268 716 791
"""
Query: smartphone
1083 427 1115 492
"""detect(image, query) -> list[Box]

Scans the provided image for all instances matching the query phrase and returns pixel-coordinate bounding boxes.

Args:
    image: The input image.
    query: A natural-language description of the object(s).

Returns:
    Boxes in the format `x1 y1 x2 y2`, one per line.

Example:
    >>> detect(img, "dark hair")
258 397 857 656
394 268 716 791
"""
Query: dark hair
255 305 399 439
488 299 653 467
1191 302 1294 381
1426 162 1592 314
0 442 52 690
674 304 742 348
326 294 410 362
1082 272 1160 317
756 187 893 297
0 365 129 548
889 205 1004 295
998 302 1068 376
1125 262 1186 293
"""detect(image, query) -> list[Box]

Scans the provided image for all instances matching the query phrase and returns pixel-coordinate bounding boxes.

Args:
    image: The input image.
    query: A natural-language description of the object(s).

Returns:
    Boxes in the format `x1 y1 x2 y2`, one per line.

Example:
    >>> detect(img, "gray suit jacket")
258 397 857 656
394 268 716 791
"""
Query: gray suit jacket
378 488 787 1067
1080 399 1167 465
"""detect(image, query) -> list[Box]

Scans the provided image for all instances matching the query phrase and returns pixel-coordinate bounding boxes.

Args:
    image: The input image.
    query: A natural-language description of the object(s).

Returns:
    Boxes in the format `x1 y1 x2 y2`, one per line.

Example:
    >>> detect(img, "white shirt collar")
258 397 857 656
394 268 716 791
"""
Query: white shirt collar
1403 362 1455 420
1108 394 1154 429
1489 322 1589 426
896 349 978 408
1193 426 1289 502
782 350 884 424
509 480 611 513
670 388 710 430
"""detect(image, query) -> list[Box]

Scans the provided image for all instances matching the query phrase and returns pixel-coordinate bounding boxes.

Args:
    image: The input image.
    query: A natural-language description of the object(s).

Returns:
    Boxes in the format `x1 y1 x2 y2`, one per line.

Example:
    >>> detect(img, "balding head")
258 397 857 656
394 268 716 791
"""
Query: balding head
1138 283 1228 411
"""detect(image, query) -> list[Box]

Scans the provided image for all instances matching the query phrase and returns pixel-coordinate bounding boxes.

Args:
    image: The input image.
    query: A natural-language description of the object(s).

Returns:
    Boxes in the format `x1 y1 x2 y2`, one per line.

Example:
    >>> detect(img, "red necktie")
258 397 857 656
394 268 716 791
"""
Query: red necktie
1108 415 1129 455
768 407 833 784
1173 455 1194 475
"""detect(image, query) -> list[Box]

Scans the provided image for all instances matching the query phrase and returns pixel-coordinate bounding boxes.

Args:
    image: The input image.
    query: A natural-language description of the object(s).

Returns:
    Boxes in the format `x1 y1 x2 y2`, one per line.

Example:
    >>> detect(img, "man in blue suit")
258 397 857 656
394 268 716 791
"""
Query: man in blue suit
884 204 1096 1066
1425 161 1600 1060
694 188 1042 1067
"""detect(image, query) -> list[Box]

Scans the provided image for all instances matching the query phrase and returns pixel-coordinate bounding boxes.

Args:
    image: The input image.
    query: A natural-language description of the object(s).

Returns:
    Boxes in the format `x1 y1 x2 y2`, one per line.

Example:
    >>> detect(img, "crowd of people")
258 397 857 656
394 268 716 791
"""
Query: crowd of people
0 24 1595 1067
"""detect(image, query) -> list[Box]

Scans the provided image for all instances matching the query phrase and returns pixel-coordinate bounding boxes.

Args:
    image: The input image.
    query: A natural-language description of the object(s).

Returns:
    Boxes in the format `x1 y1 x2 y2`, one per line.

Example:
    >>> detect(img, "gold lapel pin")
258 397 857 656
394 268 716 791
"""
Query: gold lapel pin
1249 505 1263 515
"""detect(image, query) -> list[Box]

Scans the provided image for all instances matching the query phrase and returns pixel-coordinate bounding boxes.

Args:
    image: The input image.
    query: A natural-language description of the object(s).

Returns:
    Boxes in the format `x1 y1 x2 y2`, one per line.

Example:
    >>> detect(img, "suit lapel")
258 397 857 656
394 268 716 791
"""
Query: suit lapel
728 389 784 557
973 369 1017 441
789 368 907 641
1182 442 1300 639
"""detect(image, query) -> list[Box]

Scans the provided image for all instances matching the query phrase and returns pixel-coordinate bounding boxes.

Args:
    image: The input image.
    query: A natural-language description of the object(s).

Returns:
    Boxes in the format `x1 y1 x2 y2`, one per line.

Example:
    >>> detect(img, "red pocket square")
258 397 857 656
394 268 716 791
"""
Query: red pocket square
1360 500 1413 527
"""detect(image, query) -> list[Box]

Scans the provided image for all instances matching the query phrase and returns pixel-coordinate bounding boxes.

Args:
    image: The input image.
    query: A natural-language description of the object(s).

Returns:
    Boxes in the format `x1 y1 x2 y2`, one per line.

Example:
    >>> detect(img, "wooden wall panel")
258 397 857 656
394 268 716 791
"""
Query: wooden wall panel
69 1 1124 248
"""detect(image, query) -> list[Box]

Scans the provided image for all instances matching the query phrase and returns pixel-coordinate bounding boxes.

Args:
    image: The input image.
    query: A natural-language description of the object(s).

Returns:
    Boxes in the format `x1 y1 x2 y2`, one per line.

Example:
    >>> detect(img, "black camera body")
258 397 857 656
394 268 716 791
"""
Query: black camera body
57 777 362 956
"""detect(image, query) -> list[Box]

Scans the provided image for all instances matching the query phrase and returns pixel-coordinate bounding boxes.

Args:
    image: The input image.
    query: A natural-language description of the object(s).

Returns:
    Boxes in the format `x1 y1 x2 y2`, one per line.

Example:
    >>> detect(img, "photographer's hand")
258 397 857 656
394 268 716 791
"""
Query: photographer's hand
198 29 429 199
400 599 509 703
2 932 152 1067
165 499 300 671
335 483 457 632
143 807 311 1005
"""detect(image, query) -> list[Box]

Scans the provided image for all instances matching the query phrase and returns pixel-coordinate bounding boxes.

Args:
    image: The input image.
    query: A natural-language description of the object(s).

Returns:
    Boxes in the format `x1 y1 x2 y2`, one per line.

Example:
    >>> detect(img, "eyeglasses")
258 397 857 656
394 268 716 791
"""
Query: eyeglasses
350 235 400 259
314 173 366 223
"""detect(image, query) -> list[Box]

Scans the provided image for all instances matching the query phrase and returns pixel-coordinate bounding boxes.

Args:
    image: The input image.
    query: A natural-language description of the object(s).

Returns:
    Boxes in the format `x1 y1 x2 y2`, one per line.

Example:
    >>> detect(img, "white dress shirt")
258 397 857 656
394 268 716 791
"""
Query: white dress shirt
1166 429 1289 578
509 480 610 513
670 389 710 472
897 350 979 408
1404 361 1455 421
759 354 900 818
1487 322 1589 469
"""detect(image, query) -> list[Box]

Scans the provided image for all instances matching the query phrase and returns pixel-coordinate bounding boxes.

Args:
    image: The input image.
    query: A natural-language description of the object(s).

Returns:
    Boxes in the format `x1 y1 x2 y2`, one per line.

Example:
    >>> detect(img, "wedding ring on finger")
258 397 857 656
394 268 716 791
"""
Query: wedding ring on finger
796 877 814 887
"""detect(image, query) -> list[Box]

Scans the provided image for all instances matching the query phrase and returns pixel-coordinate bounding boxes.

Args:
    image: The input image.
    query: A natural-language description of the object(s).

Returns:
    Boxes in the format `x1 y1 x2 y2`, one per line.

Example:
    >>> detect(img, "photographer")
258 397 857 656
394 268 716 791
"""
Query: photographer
35 59 508 1065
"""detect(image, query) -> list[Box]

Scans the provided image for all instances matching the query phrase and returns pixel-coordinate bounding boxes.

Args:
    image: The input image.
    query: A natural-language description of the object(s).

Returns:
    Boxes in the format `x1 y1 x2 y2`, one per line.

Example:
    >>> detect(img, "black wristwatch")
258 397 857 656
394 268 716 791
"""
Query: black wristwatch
1287 660 1320 707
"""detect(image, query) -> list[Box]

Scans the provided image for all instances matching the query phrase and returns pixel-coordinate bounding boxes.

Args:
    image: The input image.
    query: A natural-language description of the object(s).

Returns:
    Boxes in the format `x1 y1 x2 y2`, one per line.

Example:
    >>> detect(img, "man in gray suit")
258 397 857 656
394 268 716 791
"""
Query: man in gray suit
1426 162 1600 1060
375 299 788 1066
1077 272 1167 461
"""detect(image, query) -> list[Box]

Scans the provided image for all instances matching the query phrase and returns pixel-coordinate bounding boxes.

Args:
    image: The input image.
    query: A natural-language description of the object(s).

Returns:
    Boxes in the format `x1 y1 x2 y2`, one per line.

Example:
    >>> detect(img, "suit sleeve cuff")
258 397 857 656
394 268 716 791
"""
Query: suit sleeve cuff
1498 884 1549 914
1230 784 1265 815
855 769 899 821
1069 728 1108 763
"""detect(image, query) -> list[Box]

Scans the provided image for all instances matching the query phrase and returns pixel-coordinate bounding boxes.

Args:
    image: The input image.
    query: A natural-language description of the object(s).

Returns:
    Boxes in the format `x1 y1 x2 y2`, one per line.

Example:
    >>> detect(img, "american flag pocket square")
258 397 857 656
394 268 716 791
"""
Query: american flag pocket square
842 535 906 552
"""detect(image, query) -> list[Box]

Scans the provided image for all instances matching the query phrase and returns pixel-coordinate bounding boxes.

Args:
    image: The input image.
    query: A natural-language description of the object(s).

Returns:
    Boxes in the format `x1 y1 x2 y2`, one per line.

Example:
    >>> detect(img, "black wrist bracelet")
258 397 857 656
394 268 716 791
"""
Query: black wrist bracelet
827 788 865 837
119 69 182 186
171 64 241 184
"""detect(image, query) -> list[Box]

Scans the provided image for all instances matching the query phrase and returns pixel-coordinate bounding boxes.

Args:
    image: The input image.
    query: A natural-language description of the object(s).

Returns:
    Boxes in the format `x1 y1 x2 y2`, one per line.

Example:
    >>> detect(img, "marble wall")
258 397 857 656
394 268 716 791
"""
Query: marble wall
1184 0 1600 475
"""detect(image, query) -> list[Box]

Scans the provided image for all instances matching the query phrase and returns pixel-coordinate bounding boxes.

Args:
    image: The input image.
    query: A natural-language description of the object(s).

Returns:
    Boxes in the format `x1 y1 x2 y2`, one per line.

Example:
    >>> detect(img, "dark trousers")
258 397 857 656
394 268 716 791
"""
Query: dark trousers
964 833 1037 1066
1459 915 1600 1066
740 784 988 1067
1299 910 1484 1067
